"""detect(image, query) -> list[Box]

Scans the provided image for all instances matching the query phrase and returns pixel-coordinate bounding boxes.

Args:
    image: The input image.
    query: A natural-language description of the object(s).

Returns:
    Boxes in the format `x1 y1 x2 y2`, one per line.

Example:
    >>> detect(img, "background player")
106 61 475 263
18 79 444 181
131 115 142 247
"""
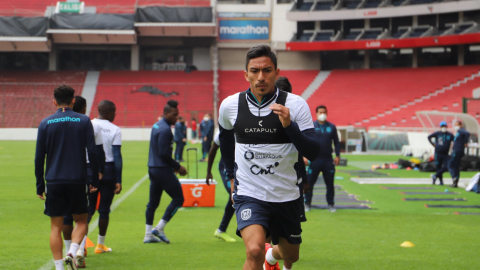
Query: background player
206 132 236 243
62 96 105 268
199 113 214 162
449 120 470 187
88 100 123 255
174 116 187 162
35 85 100 270
428 121 454 185
219 45 320 270
304 105 340 213
145 100 188 244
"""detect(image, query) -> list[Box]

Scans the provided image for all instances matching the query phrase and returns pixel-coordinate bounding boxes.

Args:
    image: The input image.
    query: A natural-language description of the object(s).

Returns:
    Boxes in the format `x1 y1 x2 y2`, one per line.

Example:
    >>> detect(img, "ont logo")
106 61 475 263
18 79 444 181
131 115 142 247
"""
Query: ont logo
191 186 203 198
259 120 263 127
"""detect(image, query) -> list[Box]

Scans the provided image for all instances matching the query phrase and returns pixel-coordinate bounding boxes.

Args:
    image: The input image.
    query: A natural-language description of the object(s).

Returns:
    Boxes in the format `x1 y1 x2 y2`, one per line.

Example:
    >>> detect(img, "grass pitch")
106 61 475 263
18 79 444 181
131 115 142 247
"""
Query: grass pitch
1 141 480 269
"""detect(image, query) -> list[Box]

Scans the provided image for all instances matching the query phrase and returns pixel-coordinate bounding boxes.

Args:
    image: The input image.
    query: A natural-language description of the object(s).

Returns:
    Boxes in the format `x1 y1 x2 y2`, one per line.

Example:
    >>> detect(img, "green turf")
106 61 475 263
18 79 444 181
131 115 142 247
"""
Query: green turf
1 141 480 269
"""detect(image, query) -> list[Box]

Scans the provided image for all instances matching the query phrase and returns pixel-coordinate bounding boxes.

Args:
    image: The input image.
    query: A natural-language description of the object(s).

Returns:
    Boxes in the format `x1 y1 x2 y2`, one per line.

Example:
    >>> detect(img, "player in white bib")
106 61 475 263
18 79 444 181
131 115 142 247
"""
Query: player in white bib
218 45 320 270
88 100 123 256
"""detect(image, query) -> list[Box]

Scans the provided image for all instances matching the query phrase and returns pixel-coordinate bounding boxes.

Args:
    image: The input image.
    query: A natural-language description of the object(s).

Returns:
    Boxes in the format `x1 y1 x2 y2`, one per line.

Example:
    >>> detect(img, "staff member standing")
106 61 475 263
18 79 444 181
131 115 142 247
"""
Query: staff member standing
144 100 187 244
428 121 454 185
199 113 214 162
449 120 470 187
304 105 340 213
174 116 187 162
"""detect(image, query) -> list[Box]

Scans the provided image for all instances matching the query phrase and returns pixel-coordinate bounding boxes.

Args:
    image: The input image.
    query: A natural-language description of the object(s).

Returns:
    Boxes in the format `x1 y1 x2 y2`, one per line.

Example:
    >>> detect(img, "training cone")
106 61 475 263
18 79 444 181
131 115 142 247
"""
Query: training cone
400 241 415 247
86 237 95 248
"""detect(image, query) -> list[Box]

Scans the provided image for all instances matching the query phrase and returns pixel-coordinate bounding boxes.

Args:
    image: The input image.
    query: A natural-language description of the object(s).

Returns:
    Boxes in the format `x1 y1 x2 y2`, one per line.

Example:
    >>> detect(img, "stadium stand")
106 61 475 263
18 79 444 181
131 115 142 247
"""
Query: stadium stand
89 71 213 127
0 71 86 127
305 66 480 128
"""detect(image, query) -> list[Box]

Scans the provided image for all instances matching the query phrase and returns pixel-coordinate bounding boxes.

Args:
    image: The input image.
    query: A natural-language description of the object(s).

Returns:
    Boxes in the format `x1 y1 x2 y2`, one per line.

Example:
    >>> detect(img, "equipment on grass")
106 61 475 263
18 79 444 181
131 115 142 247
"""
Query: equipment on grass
399 191 459 195
402 198 466 201
453 212 480 215
425 204 480 208
380 186 434 190
400 241 415 247
466 173 480 192
311 204 371 209
419 161 436 172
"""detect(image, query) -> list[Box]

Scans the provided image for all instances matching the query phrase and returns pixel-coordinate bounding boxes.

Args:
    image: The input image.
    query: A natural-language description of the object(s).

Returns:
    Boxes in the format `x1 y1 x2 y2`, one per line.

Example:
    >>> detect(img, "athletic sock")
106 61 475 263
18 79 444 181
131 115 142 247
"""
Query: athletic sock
78 236 86 255
266 247 278 265
283 266 291 270
155 219 168 231
217 229 225 233
146 225 153 235
98 235 106 246
68 243 79 257
64 240 72 255
54 259 65 270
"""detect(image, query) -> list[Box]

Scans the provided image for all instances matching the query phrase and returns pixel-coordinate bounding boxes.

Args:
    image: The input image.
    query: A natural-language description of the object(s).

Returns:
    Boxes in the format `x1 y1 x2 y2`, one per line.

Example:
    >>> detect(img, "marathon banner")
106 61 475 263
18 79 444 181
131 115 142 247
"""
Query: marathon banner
218 13 270 42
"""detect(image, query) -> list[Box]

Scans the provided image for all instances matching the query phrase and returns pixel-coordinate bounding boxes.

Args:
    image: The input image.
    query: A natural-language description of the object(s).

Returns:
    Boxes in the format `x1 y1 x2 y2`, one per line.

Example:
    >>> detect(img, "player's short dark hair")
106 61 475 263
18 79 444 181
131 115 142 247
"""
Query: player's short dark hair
456 120 463 126
164 100 178 114
275 77 292 93
73 96 86 113
54 85 75 106
98 100 115 115
245 45 277 71
316 105 327 113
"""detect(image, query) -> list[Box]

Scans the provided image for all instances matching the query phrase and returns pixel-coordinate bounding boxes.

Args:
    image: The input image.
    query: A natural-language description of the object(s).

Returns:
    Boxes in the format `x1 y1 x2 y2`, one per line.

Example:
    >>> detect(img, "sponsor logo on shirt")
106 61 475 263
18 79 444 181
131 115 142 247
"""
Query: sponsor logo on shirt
244 150 283 161
290 234 301 238
250 162 280 175
47 116 81 125
241 208 252 220
102 128 111 133
244 128 277 133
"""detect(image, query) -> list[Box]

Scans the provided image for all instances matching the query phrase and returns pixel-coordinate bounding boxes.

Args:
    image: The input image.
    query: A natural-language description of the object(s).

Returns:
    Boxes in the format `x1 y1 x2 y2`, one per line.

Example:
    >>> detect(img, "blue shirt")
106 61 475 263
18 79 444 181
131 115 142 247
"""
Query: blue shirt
174 122 187 142
35 108 99 195
427 131 454 155
313 121 340 159
452 128 470 153
200 119 214 139
148 118 180 170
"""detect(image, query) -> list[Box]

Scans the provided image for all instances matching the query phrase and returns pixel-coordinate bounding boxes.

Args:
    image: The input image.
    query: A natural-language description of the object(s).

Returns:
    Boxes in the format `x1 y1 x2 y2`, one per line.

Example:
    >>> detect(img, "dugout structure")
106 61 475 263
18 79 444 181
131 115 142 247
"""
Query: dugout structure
416 111 479 140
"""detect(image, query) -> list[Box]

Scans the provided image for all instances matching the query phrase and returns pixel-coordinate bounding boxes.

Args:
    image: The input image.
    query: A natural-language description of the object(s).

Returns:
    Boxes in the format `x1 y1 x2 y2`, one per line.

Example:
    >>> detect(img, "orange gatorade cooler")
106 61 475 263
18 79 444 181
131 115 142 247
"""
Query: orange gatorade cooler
179 179 217 207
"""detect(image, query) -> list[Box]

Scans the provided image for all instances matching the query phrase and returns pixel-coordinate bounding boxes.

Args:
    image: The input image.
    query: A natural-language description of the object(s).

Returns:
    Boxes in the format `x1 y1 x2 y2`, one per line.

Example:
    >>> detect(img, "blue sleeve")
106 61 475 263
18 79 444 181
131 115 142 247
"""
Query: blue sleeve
85 119 99 188
96 144 105 173
427 132 436 146
112 145 123 184
463 130 470 145
219 125 235 179
34 123 47 195
158 129 181 170
332 125 341 157
285 122 321 161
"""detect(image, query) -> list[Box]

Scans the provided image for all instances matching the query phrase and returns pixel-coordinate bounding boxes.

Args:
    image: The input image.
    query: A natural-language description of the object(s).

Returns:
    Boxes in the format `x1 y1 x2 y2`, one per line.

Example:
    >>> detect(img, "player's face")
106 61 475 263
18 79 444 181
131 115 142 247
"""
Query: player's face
165 108 179 125
244 56 279 99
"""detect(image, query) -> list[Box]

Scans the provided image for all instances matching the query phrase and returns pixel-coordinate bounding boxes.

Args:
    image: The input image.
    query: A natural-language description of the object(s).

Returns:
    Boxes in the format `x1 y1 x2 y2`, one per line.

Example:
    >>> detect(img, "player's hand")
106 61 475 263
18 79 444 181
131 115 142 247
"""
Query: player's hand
182 138 187 143
303 157 309 166
37 193 46 200
334 157 340 166
99 173 103 180
177 166 188 176
303 182 312 194
206 172 213 185
269 103 291 128
230 179 234 203
89 185 98 193
204 137 207 142
115 183 122 194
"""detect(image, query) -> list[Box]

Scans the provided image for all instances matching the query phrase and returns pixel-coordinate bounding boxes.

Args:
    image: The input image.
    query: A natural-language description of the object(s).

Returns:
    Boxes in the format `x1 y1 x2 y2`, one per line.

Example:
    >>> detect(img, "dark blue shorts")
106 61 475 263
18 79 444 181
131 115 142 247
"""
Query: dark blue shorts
233 195 302 245
45 183 88 217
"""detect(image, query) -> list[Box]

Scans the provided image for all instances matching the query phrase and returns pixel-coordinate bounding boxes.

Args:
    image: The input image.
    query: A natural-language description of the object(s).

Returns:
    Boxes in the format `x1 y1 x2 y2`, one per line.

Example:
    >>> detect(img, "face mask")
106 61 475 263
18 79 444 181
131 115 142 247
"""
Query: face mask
441 127 447 133
203 117 209 121
454 126 460 131
317 114 327 122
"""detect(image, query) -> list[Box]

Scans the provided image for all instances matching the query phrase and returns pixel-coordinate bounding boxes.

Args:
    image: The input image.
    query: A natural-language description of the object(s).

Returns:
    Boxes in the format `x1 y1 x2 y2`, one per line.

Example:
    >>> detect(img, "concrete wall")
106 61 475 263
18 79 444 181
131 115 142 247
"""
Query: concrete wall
193 47 212 71
218 48 248 70
277 51 321 70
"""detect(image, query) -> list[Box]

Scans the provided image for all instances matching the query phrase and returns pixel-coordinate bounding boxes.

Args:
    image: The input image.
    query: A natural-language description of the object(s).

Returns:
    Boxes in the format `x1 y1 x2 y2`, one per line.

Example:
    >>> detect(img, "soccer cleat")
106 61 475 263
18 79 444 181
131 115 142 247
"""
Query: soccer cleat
304 203 311 212
214 230 236 242
143 234 162 243
264 243 280 270
328 205 337 213
64 253 78 270
451 178 459 188
439 177 444 185
151 229 170 243
94 244 112 254
431 174 436 185
75 252 85 269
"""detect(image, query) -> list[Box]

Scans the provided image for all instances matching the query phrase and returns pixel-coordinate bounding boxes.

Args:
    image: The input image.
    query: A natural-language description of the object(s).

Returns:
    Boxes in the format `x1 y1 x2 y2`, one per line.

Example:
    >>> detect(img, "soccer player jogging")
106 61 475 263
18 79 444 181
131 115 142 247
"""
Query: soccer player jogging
428 121 454 185
87 100 123 255
62 96 105 268
174 116 187 162
304 105 340 213
206 133 237 243
144 100 188 244
219 45 320 270
449 120 470 187
35 85 100 270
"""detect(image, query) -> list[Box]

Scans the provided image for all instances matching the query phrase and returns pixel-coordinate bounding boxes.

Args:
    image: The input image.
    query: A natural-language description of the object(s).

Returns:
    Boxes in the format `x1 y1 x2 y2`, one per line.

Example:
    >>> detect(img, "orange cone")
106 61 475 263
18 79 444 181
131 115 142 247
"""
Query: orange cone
86 237 95 248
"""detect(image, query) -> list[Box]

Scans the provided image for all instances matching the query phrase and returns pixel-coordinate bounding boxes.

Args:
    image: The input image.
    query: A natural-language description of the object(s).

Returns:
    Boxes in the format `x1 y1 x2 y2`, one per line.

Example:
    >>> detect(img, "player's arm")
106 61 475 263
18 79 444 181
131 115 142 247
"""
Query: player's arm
86 119 100 191
218 98 236 181
332 125 341 165
463 130 470 147
158 130 186 175
34 123 47 199
427 132 436 146
206 142 220 185
112 145 123 194
96 145 105 175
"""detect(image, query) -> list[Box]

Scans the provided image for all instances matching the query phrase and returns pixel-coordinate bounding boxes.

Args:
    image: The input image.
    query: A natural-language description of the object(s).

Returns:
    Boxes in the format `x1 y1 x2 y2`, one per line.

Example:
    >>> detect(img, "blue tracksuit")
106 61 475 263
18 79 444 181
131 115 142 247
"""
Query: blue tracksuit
428 131 454 181
305 121 340 206
449 128 470 179
35 108 99 195
146 118 184 225
200 119 214 158
174 122 187 161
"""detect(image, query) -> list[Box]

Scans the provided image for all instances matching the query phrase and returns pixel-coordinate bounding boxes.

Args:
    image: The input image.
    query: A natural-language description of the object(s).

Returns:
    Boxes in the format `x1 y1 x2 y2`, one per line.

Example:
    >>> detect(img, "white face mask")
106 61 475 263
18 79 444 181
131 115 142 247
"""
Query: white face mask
454 125 461 131
317 113 327 122
203 117 209 121
441 127 447 133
